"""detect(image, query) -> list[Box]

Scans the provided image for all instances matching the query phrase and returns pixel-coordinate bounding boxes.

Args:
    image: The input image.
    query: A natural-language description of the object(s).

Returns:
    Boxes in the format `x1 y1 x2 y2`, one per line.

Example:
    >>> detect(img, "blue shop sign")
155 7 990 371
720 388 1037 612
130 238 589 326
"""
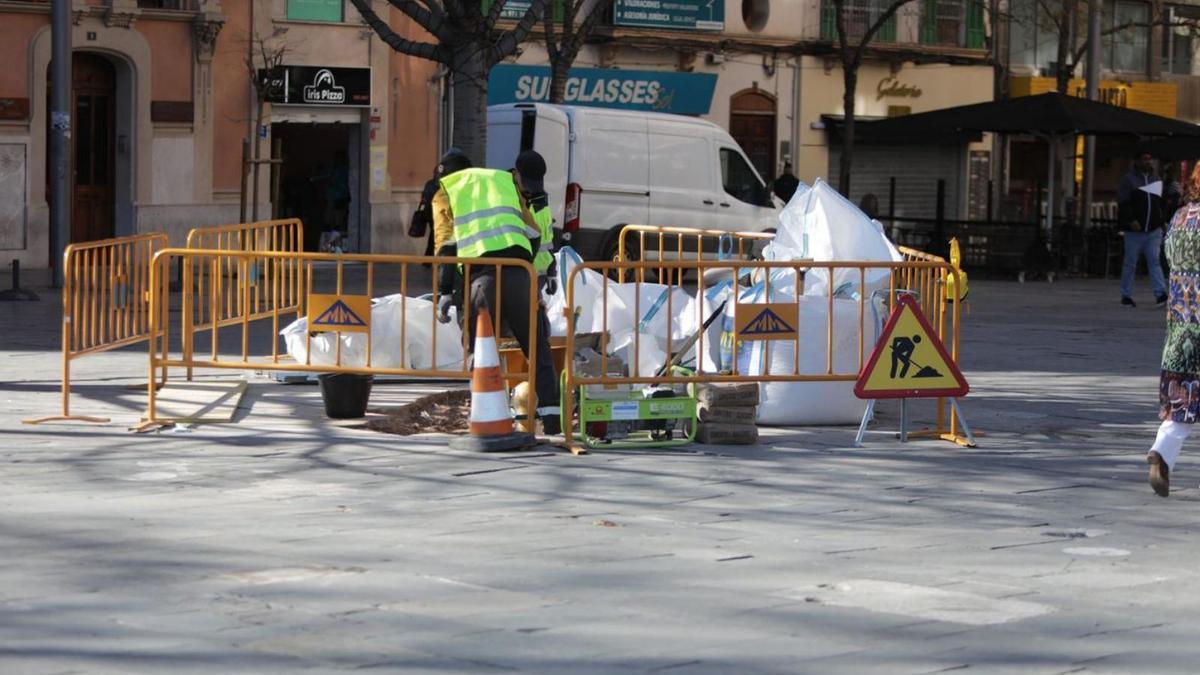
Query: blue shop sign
488 65 717 115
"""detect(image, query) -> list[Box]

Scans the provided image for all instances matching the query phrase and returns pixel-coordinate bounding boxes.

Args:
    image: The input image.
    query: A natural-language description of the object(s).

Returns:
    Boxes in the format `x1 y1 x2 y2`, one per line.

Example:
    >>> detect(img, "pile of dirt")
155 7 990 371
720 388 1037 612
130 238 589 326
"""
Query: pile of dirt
366 389 471 436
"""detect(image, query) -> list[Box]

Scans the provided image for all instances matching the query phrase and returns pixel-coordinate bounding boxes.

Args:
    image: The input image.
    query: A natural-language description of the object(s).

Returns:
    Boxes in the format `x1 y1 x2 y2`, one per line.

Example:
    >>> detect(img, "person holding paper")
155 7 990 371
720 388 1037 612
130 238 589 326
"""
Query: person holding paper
1118 150 1167 308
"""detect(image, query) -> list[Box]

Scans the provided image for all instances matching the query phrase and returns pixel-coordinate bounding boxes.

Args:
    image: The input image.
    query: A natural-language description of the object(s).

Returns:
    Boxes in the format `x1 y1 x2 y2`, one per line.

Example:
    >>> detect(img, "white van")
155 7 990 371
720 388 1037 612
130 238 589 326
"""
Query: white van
486 103 780 261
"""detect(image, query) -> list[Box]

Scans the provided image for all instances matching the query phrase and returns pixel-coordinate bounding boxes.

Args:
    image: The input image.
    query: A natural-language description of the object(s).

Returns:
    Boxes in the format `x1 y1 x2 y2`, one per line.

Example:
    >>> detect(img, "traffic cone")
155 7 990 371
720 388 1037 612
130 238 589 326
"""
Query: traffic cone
449 307 536 452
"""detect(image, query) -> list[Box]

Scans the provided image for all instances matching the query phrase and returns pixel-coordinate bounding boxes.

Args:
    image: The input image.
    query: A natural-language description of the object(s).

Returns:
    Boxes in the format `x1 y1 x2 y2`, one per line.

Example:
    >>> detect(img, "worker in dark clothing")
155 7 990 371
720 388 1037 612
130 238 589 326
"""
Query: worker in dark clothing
409 175 440 258
1118 150 1167 307
431 149 561 435
772 161 800 203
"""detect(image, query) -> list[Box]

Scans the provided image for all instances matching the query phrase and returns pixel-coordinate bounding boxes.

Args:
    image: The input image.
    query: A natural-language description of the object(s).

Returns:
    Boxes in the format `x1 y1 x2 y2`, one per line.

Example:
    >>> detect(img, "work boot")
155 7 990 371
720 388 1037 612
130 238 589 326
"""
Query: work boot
1148 451 1170 497
541 415 562 436
1121 296 1136 308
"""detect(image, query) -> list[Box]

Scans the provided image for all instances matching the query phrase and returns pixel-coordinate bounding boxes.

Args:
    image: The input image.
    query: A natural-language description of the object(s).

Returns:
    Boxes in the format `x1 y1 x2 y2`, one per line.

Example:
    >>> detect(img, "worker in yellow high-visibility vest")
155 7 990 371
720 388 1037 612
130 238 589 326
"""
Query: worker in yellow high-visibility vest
431 148 560 435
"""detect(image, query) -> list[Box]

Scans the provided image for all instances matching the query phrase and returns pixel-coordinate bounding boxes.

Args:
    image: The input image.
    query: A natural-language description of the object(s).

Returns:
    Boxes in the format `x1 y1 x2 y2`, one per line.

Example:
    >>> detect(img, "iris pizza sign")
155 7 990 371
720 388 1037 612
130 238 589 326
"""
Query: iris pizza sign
260 66 371 107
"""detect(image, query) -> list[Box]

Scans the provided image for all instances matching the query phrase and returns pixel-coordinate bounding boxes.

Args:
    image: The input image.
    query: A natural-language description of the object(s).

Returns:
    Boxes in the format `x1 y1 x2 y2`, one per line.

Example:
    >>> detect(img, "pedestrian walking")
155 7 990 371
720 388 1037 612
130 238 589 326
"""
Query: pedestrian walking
430 149 562 434
1146 163 1200 497
1118 150 1167 308
772 161 800 204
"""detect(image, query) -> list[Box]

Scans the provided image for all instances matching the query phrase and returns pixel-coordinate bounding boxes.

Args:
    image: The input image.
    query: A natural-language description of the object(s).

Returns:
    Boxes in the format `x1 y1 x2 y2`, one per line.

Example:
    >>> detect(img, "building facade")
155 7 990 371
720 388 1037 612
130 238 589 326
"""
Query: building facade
1000 0 1200 218
495 0 995 221
0 0 439 269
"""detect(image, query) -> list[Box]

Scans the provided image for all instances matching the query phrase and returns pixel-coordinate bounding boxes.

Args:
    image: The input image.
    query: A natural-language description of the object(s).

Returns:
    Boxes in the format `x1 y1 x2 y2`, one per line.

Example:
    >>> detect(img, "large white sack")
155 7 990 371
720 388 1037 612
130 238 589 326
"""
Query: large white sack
765 178 901 299
750 295 884 426
545 247 612 337
280 294 464 371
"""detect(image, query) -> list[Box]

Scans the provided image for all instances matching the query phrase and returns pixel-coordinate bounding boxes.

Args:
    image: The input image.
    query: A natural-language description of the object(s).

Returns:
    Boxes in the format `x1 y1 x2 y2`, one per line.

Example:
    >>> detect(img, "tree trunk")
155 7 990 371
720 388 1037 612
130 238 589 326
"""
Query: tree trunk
549 58 570 104
1055 3 1074 93
450 45 489 166
838 64 858 197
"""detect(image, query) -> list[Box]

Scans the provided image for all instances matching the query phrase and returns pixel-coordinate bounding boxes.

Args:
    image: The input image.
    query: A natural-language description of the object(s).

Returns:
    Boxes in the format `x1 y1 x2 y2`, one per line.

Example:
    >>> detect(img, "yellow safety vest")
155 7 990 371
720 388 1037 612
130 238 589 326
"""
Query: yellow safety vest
532 205 554 274
440 168 538 260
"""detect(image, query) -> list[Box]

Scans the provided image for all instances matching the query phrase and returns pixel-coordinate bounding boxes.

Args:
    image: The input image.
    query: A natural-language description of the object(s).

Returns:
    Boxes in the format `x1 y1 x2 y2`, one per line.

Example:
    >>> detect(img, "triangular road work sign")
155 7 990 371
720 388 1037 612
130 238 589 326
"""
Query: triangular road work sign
855 295 968 399
308 294 371 333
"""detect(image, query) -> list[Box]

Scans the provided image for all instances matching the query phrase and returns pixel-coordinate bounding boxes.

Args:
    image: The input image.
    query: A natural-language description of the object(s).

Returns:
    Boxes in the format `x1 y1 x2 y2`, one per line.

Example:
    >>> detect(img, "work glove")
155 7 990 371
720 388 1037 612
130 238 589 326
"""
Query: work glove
539 274 558 297
437 294 453 324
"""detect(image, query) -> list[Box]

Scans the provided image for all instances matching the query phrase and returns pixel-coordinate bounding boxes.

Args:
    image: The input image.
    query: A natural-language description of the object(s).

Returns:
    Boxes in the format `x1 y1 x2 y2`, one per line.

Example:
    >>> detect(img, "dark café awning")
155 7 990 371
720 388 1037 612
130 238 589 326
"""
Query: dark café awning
858 91 1200 141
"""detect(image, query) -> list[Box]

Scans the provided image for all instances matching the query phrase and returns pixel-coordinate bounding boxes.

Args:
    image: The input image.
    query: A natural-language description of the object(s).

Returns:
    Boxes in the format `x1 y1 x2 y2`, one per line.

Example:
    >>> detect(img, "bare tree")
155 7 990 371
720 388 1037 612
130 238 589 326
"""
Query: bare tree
244 33 289 222
542 0 612 103
1012 0 1200 93
346 0 546 164
831 0 919 196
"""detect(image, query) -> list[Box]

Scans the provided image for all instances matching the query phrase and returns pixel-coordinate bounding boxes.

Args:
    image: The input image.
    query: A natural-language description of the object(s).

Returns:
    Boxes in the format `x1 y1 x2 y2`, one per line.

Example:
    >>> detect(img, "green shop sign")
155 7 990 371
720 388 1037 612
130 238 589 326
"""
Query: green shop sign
613 0 724 31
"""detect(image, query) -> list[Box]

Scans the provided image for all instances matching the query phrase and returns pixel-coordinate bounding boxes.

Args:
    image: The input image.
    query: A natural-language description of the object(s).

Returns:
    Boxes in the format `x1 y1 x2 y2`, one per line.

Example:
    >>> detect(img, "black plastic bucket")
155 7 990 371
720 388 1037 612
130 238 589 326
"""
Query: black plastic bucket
317 373 374 419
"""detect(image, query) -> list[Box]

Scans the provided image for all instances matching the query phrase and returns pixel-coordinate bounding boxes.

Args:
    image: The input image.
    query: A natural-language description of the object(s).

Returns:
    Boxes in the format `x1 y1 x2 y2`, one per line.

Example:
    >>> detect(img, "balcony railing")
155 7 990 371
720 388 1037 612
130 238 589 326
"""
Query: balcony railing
821 0 898 42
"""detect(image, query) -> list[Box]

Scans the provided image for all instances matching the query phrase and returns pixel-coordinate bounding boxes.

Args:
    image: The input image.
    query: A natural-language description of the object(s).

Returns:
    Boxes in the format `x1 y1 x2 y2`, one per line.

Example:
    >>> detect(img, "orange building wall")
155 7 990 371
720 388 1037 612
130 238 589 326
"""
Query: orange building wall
138 21 194 102
212 0 252 192
0 15 49 99
387 7 439 189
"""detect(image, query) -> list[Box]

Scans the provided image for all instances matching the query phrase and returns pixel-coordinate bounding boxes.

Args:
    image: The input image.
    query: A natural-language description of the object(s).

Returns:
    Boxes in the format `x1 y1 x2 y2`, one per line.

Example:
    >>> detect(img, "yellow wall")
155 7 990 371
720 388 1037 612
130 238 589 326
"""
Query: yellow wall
1008 76 1176 118
797 58 995 185
1010 76 1178 118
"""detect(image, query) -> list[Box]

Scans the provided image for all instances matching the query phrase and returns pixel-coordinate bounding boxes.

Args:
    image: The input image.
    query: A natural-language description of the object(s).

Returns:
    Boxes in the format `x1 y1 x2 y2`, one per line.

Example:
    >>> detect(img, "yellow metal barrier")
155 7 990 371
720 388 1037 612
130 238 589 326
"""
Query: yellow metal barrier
615 225 774 283
23 233 169 424
561 259 968 454
146 249 539 430
183 219 306 379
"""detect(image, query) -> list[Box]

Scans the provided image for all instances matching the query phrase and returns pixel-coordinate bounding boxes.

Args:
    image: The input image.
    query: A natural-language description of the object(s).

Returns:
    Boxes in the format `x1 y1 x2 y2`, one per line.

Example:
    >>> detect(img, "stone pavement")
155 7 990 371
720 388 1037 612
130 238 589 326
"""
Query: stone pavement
1 277 1197 674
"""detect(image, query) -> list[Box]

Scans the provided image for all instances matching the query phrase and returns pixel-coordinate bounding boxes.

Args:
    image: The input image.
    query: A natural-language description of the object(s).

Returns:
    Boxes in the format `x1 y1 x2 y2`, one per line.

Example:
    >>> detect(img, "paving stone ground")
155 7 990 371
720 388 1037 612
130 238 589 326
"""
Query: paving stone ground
1 275 1195 674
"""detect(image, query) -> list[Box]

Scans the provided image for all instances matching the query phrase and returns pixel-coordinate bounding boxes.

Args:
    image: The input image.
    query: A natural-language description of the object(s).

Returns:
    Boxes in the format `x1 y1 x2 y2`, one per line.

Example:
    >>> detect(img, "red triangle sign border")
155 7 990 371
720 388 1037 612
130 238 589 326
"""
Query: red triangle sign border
854 294 969 400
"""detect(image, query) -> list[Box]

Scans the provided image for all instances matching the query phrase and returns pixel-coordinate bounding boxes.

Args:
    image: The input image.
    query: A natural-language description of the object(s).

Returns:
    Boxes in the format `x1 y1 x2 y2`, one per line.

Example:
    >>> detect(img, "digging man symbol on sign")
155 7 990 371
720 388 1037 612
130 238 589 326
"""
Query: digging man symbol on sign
889 334 945 380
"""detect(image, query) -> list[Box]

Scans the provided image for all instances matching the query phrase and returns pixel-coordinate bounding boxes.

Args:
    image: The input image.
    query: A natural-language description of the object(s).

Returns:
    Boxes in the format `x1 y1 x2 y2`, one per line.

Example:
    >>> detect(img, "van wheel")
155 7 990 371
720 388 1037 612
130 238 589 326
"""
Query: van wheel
601 227 643 283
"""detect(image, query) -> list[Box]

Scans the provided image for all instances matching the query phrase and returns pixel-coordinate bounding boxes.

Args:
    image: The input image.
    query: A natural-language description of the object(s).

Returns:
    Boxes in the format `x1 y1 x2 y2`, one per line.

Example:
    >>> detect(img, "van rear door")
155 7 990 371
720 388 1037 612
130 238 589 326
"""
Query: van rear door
648 121 716 231
487 104 570 230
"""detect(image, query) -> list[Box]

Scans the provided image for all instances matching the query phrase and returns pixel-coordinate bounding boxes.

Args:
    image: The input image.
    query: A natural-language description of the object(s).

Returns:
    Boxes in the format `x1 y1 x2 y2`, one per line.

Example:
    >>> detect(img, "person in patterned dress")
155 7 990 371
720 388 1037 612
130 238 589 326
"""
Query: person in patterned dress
1147 163 1200 497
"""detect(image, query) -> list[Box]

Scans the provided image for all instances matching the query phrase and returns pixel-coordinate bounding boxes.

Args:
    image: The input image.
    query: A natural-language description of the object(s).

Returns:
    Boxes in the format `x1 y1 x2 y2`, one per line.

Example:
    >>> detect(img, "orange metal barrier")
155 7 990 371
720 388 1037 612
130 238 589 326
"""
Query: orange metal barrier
615 225 774 283
561 259 968 454
183 219 305 378
23 233 169 424
146 249 539 429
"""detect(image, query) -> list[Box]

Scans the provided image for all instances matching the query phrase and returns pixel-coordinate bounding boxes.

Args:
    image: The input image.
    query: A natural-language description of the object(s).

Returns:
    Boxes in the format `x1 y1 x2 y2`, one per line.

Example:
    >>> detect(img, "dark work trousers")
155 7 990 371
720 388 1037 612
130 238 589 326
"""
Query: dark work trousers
467 266 559 418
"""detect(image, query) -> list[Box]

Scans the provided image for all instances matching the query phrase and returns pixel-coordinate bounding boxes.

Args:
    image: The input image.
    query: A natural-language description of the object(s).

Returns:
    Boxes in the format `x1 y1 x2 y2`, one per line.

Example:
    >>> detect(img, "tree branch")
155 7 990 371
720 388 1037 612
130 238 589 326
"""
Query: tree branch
491 0 546 66
542 0 561 61
564 0 609 58
486 0 510 30
853 0 915 67
348 0 449 62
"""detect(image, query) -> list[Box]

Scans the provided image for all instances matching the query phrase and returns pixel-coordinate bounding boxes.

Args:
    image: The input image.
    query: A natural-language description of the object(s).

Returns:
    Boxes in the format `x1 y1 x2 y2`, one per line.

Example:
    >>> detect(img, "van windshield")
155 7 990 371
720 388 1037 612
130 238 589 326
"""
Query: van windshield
719 148 769 206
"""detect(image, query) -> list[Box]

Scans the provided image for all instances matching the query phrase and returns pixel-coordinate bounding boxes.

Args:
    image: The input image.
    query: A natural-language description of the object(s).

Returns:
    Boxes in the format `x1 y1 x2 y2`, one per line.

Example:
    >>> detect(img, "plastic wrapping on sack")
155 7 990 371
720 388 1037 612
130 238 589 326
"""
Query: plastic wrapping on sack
545 246 611 337
764 178 901 299
752 296 885 426
280 294 464 371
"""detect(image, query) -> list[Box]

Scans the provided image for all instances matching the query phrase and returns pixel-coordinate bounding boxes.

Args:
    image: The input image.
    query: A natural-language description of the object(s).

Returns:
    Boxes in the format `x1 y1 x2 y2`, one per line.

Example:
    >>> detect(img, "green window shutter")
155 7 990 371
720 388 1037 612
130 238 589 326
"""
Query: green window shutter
921 0 939 44
879 8 897 42
965 0 985 49
821 0 836 40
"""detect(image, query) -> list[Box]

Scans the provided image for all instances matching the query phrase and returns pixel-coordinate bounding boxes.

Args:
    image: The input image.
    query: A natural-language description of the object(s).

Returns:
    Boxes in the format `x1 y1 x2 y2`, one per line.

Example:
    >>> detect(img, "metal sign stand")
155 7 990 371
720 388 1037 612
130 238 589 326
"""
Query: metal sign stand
854 397 976 447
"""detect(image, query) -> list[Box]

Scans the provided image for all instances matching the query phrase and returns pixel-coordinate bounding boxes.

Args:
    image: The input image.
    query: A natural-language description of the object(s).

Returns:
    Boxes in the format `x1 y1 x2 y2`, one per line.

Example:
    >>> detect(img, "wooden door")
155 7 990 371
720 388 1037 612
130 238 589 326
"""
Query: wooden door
72 53 116 243
730 90 776 182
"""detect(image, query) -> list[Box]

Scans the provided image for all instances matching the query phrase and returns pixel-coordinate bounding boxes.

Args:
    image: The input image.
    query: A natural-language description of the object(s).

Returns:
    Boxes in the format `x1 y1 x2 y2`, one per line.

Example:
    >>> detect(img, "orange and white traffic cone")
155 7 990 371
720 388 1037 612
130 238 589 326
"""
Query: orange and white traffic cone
449 307 536 452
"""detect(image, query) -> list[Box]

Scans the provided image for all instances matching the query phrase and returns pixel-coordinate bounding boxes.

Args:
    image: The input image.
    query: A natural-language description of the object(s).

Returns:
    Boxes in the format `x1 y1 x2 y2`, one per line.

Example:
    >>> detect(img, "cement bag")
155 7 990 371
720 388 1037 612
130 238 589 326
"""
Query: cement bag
607 282 692 356
765 179 900 299
370 294 464 371
281 295 464 371
545 247 609 337
755 296 883 426
280 317 368 367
